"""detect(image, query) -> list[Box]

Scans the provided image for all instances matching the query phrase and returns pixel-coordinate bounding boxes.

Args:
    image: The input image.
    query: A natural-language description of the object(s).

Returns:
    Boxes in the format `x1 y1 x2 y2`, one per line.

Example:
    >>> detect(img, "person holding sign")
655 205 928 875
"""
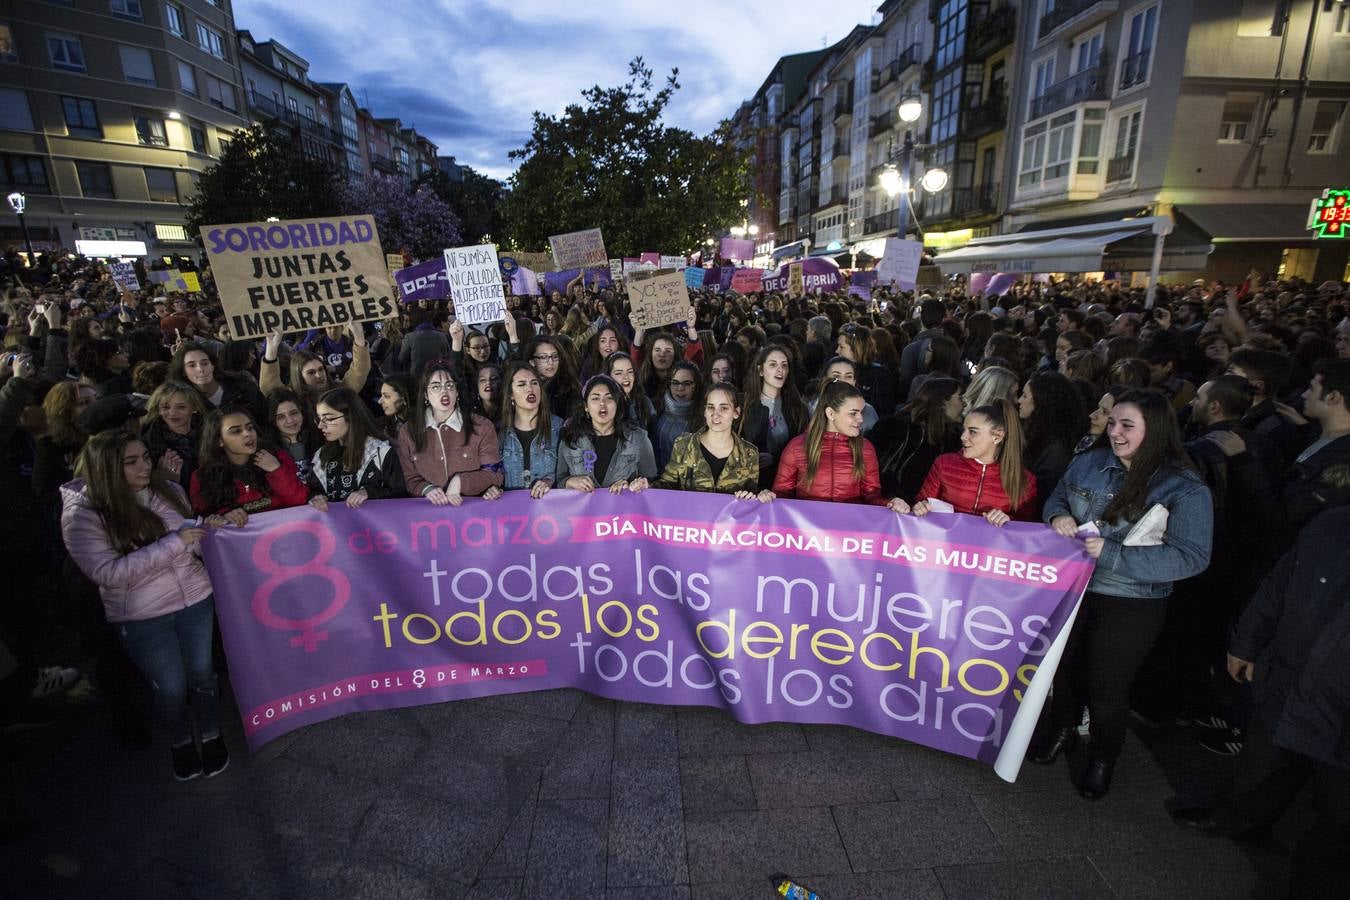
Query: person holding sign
396 363 502 507
555 375 656 493
484 363 562 501
1034 390 1213 801
306 388 406 511
911 399 1037 525
259 325 370 405
769 381 909 512
655 384 765 498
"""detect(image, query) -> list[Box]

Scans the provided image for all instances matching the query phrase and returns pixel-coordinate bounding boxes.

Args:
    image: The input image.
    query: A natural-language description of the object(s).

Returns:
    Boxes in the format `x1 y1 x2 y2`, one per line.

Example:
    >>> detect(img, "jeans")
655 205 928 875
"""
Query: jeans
116 596 218 746
1049 591 1168 763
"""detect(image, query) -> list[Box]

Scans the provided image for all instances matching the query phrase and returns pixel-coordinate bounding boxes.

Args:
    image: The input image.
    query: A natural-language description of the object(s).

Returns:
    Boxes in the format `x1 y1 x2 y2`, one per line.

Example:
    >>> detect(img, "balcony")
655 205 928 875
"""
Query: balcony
870 108 900 138
963 91 1008 138
249 91 301 126
873 59 898 92
895 43 923 78
951 182 1001 218
817 185 848 210
831 138 850 158
1038 0 1116 42
968 3 1015 59
864 208 899 235
1105 155 1134 184
1029 64 1108 120
1119 49 1151 90
828 84 854 121
371 153 400 175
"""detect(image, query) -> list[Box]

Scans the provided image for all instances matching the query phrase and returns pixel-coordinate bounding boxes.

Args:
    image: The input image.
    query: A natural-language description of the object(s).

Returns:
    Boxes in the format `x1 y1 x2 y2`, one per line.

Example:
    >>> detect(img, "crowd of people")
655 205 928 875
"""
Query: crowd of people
0 248 1347 891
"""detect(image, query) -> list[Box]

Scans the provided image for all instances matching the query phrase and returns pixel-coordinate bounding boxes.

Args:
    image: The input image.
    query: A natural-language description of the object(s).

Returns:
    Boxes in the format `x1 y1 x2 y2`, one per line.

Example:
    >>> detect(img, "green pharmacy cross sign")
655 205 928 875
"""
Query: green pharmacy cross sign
1308 188 1350 239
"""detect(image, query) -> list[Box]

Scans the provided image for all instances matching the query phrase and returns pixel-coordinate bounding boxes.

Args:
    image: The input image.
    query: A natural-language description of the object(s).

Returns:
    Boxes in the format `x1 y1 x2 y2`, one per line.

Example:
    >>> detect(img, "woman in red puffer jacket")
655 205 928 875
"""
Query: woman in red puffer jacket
913 399 1038 525
771 381 911 513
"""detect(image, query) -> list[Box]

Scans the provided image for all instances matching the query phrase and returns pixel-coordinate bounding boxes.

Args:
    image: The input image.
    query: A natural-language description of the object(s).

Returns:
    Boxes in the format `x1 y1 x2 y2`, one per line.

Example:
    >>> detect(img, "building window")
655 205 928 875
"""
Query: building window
144 167 178 202
1120 4 1158 90
156 223 189 241
195 23 226 59
0 88 33 131
0 155 49 193
1108 108 1143 182
204 75 236 112
47 34 86 72
164 3 185 37
287 96 298 115
1336 4 1350 34
1031 55 1056 107
1219 95 1256 143
1072 29 1104 74
1308 100 1346 154
1018 121 1047 187
119 45 157 85
135 114 169 146
1077 107 1105 174
61 96 100 137
76 162 115 199
110 0 142 20
0 24 17 63
190 124 206 154
178 61 196 97
1044 112 1076 180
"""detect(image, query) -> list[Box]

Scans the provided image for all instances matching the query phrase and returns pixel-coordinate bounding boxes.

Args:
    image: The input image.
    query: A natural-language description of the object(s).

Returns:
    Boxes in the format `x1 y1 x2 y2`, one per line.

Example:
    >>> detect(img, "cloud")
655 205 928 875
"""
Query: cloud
233 0 883 180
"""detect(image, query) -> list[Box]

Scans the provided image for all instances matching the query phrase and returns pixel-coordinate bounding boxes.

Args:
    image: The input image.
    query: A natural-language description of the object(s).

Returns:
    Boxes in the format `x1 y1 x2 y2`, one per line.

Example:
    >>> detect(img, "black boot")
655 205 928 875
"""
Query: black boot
1028 726 1078 765
1080 757 1114 800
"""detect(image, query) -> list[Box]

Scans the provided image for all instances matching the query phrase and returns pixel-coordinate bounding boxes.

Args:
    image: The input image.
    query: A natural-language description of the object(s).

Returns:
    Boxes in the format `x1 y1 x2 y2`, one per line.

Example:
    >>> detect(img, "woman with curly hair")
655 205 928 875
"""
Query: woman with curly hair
740 345 809 488
33 380 97 505
189 406 308 524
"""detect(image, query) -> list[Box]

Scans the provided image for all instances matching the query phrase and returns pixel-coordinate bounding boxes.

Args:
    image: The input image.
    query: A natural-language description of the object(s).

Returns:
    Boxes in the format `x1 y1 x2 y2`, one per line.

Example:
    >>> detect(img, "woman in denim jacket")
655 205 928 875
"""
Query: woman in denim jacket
485 363 562 501
555 375 657 494
1031 389 1213 801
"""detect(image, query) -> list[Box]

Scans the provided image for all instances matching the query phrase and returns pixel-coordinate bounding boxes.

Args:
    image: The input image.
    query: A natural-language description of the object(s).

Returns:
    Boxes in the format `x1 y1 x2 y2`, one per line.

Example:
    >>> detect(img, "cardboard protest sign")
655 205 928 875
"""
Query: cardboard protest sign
201 215 396 339
787 263 805 299
393 258 450 303
443 244 506 326
729 269 765 293
511 251 554 274
608 258 624 283
110 262 140 291
627 269 689 329
548 228 606 271
876 237 924 290
659 254 685 271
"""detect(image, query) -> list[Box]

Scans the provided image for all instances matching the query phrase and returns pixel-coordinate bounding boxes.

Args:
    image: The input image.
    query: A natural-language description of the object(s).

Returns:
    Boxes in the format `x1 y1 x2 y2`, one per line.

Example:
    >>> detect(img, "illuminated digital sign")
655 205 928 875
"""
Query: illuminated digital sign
1308 188 1350 239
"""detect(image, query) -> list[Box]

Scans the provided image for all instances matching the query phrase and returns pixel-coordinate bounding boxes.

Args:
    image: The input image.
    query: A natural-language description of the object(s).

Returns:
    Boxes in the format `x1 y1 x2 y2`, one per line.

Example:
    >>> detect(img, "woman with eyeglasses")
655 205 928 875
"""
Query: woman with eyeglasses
306 387 406 511
604 351 655 430
655 383 766 497
397 362 503 506
806 357 878 434
652 361 704 470
740 345 809 489
836 325 899 416
484 363 562 501
769 381 910 512
556 375 657 494
521 336 579 420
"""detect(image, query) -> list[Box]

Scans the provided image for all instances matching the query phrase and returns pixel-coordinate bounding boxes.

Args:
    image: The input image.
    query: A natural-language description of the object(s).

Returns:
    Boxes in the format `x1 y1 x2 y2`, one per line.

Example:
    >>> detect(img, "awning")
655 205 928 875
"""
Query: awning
1175 203 1317 243
934 215 1212 275
771 240 808 263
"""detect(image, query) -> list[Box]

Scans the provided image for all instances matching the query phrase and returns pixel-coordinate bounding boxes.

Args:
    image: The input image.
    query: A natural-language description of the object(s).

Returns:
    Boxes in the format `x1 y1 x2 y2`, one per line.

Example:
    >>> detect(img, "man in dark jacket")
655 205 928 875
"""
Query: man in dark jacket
1170 506 1350 896
897 297 946 398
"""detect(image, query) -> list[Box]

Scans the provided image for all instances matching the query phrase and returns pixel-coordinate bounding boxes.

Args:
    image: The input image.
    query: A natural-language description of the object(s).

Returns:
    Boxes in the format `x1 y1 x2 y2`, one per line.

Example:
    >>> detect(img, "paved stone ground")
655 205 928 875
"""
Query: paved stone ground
1 683 1306 899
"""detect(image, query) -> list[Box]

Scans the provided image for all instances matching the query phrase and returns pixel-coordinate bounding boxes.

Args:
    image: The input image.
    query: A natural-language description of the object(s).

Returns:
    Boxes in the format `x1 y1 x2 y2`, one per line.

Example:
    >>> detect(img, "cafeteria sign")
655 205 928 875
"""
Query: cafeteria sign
1308 188 1350 239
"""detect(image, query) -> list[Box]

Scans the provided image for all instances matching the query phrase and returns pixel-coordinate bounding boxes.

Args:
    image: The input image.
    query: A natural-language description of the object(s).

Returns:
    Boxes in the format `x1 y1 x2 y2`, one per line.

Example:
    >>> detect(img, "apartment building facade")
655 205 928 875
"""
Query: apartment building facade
0 0 248 256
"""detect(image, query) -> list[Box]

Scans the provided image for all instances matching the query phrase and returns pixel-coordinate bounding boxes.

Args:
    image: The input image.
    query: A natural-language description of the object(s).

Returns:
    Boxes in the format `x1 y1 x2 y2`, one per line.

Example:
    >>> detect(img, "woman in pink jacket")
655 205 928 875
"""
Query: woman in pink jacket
62 430 228 782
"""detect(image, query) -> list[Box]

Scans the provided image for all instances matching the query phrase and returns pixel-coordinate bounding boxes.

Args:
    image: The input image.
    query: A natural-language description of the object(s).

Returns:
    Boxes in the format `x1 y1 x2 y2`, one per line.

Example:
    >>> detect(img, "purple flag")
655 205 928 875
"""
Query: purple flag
720 237 754 262
202 491 1091 780
509 266 540 296
542 267 612 297
762 257 843 293
393 258 449 303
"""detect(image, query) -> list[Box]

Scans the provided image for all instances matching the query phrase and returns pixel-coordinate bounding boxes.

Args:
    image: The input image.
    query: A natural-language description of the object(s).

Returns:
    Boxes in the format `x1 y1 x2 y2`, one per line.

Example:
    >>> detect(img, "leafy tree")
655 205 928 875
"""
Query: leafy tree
503 58 748 256
337 174 462 262
414 167 504 246
185 125 342 234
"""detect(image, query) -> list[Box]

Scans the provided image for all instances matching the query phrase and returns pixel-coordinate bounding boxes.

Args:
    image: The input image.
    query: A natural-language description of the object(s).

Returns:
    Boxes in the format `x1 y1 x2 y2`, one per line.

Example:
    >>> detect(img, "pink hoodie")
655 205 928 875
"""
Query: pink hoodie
61 480 213 623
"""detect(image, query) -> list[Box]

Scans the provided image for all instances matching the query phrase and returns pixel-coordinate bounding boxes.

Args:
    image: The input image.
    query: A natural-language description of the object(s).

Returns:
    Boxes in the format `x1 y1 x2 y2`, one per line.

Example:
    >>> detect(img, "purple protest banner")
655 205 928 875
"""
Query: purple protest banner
848 284 873 301
202 491 1091 780
393 258 449 303
720 237 754 261
508 266 541 296
762 257 843 293
541 267 612 296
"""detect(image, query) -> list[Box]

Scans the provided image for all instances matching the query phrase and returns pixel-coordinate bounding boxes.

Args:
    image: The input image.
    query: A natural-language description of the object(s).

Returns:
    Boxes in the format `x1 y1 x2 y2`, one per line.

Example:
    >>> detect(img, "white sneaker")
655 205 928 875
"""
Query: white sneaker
30 666 80 699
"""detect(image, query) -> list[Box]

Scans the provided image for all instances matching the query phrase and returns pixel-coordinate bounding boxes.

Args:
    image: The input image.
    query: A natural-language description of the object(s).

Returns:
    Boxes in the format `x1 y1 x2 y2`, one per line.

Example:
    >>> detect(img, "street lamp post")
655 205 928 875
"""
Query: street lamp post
878 96 947 239
6 192 34 265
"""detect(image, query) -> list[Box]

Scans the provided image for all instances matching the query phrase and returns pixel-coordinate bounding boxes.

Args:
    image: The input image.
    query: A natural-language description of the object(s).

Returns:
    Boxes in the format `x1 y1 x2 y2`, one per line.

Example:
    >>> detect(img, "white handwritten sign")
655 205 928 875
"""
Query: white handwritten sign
628 270 689 329
659 254 685 271
876 238 924 290
110 261 140 291
548 228 607 270
443 243 506 326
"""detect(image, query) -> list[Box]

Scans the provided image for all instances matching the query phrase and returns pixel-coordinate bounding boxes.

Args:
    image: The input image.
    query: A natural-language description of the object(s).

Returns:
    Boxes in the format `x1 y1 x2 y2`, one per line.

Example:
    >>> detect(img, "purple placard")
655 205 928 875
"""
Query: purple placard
851 270 878 288
203 491 1091 778
720 237 754 261
762 257 843 293
848 284 873 301
393 258 449 303
541 267 612 297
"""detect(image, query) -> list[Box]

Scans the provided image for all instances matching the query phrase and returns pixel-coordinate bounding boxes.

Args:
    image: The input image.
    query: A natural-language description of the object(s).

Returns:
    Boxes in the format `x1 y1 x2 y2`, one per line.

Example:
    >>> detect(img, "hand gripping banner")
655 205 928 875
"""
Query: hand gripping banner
202 491 1091 781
